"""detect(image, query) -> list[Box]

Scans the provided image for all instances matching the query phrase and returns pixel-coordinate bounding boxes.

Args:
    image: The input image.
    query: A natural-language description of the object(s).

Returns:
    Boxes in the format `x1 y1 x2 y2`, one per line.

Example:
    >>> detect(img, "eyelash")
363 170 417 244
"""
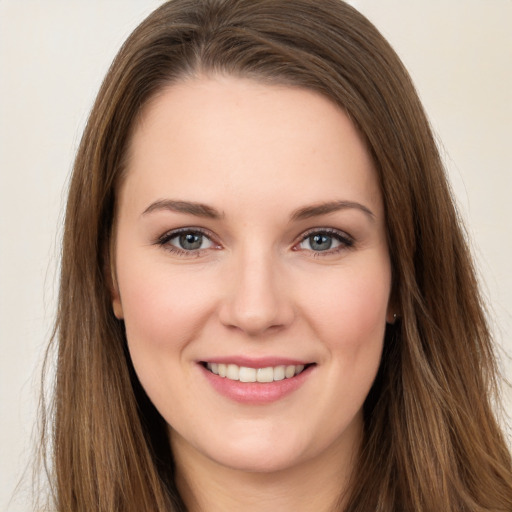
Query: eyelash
154 227 355 257
155 227 218 257
296 228 354 257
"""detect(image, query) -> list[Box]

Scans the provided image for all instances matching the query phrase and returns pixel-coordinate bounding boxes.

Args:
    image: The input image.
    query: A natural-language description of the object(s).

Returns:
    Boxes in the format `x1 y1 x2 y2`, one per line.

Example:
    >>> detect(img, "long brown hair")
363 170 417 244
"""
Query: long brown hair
41 0 512 510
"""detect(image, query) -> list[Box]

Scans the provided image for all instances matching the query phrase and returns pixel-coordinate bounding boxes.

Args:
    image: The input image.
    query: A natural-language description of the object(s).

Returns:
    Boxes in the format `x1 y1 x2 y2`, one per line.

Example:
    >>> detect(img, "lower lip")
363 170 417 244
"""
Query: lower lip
200 364 314 404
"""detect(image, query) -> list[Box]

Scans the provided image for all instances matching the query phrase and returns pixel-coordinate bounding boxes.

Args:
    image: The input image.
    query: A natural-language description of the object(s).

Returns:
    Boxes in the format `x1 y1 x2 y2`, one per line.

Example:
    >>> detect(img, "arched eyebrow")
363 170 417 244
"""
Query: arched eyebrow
141 199 374 222
141 199 223 219
290 200 375 221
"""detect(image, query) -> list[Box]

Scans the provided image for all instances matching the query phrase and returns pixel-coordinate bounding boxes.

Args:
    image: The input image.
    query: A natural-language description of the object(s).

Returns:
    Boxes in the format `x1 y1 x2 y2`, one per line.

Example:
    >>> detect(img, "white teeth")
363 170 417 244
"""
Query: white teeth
285 365 295 379
206 362 308 382
274 365 285 381
256 367 274 383
226 364 239 380
239 367 257 382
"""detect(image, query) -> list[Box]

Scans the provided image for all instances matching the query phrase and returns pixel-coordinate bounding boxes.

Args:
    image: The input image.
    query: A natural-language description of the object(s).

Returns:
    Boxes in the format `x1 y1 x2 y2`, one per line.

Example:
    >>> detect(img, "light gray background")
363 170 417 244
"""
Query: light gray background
1 2 511 510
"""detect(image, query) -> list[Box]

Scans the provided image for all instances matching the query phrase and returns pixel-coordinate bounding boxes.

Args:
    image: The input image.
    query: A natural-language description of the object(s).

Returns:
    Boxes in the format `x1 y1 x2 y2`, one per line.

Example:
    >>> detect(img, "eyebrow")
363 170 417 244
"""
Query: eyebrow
141 198 374 222
290 200 375 221
141 199 223 219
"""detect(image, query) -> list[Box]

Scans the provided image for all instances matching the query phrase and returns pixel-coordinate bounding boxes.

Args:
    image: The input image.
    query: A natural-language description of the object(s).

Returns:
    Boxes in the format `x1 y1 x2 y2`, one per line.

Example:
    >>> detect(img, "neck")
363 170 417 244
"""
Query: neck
171 422 361 512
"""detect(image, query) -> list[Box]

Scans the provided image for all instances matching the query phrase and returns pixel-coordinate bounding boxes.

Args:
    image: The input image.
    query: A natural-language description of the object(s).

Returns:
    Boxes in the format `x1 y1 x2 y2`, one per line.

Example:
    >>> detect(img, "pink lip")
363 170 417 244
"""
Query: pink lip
200 356 311 368
199 362 315 405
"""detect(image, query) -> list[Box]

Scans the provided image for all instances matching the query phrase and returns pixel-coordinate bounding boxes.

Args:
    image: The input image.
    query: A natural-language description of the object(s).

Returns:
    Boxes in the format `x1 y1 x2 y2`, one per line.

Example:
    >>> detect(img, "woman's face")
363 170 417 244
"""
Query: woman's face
113 76 393 474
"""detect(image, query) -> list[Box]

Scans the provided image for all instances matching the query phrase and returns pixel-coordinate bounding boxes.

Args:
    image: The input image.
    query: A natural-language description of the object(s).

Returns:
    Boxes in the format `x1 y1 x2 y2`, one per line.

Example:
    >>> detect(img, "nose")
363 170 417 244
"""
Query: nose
218 247 295 336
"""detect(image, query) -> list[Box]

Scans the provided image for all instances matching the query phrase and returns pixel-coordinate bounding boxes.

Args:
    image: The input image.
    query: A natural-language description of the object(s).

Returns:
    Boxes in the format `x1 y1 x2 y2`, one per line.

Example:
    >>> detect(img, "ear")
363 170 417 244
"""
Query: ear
386 310 397 324
104 232 124 319
112 288 124 320
386 294 399 325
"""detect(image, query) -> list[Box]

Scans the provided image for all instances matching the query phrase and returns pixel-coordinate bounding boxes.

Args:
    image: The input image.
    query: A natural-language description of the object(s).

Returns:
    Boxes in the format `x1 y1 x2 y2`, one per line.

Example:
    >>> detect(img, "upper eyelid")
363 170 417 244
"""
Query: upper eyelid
294 228 355 255
155 228 219 257
297 227 353 242
155 226 353 249
158 226 216 243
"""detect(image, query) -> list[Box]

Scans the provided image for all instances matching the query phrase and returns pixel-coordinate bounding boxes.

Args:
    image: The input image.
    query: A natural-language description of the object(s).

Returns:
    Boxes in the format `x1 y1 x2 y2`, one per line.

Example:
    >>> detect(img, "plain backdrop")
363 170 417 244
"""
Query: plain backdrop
1 1 511 510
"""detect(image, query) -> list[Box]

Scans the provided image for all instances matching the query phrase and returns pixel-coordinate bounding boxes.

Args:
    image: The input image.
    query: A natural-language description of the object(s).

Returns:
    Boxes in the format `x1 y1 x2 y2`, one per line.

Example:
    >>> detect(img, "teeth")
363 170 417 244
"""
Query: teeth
256 367 273 383
239 367 256 382
274 365 285 381
226 364 239 380
285 365 295 379
206 362 307 382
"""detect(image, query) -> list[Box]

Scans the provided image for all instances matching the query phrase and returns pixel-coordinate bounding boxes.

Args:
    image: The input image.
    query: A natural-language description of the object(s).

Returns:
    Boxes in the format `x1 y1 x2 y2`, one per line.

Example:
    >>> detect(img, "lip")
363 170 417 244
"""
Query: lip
199 360 315 405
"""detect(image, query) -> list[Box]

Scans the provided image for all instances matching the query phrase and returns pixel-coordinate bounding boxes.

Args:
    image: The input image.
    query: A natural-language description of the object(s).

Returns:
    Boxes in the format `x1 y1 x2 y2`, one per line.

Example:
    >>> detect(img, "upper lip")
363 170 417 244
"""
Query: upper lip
199 356 314 368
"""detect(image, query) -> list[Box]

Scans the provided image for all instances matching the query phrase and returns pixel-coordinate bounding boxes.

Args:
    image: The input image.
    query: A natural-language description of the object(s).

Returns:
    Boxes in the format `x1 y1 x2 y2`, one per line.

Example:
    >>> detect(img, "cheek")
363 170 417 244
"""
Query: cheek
302 260 390 422
116 257 219 374
297 255 391 407
303 261 391 347
117 264 219 417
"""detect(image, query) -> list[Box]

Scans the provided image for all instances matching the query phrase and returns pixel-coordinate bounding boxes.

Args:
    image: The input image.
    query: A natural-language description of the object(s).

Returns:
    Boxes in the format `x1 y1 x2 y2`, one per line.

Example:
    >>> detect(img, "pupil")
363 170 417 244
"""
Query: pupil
180 233 202 250
311 234 332 251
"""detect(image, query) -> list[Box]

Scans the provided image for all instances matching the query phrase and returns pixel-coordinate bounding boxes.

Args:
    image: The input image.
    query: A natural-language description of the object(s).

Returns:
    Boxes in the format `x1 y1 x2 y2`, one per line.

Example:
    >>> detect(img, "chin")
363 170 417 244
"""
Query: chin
206 442 308 474
170 422 312 474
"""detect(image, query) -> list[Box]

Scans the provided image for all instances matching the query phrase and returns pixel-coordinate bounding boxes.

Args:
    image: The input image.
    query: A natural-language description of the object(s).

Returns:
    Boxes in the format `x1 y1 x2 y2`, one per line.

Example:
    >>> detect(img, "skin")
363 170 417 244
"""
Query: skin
112 75 393 511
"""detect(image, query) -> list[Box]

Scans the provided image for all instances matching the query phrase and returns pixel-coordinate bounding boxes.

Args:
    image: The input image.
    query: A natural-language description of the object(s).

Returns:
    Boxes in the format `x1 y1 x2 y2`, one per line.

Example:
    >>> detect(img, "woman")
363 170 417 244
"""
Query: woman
41 0 512 510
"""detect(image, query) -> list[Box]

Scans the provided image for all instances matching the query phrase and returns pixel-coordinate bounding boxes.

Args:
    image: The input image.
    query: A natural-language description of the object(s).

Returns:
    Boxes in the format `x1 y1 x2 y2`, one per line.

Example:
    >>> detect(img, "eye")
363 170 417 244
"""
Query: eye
296 229 353 253
156 228 218 254
172 231 212 250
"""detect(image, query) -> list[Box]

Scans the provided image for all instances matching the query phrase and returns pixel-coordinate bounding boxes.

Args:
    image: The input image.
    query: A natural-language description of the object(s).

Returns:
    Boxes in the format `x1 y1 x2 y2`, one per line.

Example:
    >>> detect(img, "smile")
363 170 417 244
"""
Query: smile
205 362 306 382
200 360 315 404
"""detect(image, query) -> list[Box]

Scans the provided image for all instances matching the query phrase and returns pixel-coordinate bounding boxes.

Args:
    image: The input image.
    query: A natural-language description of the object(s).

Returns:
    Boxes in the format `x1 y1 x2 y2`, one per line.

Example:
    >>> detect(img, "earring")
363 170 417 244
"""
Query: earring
387 313 399 325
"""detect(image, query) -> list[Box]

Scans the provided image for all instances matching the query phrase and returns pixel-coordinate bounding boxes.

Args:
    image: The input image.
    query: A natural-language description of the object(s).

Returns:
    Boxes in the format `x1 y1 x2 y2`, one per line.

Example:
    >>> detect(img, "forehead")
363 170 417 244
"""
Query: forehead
120 75 382 219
